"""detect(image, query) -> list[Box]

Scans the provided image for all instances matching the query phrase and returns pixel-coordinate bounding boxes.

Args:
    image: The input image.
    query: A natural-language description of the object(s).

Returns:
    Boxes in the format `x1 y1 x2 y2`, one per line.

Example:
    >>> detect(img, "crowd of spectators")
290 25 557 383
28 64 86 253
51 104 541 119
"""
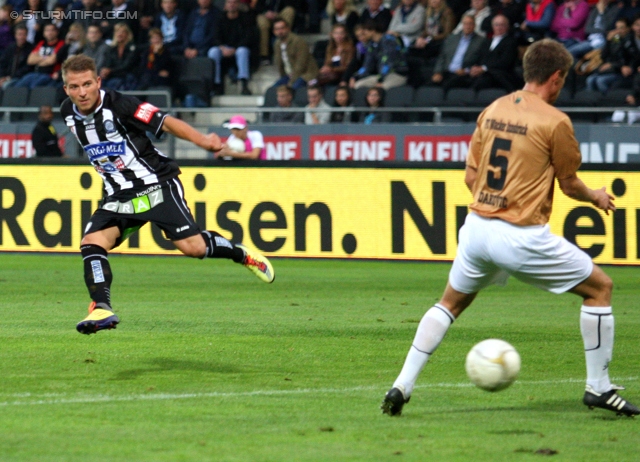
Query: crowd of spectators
1 0 640 113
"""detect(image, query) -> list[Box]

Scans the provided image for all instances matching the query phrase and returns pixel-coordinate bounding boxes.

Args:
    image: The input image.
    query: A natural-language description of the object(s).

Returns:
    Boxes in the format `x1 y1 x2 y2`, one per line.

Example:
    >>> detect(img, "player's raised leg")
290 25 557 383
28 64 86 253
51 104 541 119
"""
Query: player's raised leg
174 231 275 283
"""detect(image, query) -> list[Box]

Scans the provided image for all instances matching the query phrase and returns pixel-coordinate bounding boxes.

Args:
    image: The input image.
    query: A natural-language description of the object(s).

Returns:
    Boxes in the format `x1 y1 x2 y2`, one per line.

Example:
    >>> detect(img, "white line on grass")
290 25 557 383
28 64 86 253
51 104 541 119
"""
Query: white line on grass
1 377 637 407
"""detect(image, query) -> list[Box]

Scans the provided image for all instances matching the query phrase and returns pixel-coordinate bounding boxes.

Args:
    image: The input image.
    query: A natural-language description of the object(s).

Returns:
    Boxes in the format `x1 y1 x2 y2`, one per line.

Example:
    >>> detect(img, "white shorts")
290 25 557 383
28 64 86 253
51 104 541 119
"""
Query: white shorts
449 213 593 295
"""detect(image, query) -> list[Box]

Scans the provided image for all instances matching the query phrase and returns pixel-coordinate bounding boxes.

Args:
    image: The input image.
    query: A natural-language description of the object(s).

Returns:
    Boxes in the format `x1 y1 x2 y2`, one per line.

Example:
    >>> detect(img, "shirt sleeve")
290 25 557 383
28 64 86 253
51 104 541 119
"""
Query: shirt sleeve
115 93 168 138
248 130 264 149
466 115 485 170
550 117 582 180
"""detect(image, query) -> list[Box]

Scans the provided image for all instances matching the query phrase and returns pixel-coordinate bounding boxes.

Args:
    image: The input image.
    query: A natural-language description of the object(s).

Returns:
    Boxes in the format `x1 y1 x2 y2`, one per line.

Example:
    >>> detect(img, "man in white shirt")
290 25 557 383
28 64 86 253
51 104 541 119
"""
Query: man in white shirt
304 85 331 125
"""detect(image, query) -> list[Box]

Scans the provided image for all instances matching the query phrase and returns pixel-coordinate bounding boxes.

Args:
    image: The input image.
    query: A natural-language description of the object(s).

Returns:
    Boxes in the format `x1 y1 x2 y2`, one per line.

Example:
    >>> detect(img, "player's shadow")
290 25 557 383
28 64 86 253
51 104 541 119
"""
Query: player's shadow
110 357 242 381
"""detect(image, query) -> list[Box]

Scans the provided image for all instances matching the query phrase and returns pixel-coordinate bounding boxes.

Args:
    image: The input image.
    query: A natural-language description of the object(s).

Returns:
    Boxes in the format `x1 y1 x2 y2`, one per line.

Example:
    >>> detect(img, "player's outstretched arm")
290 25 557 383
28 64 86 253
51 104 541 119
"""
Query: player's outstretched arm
558 174 616 214
161 115 222 152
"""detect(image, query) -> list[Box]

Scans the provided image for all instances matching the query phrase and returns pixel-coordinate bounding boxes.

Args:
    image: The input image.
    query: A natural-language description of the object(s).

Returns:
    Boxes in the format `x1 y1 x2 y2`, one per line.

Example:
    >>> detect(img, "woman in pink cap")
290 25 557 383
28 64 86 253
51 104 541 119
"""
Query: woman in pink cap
216 115 266 160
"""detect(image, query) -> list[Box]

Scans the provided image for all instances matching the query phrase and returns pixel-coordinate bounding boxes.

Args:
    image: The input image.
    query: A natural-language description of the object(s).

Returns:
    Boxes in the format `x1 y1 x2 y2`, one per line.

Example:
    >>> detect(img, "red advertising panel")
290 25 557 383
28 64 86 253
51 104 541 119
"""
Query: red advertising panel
404 135 472 162
310 134 395 161
264 136 302 160
0 134 35 158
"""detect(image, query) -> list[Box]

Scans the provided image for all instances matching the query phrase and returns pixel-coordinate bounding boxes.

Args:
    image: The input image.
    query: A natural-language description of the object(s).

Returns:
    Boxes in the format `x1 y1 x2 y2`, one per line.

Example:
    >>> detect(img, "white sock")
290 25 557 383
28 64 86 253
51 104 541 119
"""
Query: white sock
393 304 455 397
580 306 614 393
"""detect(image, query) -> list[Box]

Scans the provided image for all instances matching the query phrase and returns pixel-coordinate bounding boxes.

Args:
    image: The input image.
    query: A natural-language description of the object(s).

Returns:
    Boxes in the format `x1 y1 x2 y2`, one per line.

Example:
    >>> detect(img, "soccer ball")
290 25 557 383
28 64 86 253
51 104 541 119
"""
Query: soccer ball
226 137 246 153
465 339 521 392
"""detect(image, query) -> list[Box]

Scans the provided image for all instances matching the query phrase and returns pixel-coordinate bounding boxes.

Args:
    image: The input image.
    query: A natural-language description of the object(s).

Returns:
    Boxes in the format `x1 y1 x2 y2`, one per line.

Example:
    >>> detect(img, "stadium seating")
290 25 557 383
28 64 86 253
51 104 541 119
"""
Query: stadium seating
385 85 415 122
177 57 215 106
1 86 29 121
410 86 446 122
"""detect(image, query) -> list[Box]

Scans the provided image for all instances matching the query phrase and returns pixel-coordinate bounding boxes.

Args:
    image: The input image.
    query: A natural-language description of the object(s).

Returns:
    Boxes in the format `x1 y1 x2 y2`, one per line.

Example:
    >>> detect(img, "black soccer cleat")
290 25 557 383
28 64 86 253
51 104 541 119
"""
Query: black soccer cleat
381 385 410 416
583 385 640 417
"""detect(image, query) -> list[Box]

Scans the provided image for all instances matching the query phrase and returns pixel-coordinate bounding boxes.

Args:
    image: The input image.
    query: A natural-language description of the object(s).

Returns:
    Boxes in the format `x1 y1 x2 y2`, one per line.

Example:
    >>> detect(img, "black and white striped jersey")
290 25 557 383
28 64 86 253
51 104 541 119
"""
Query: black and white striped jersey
61 89 180 197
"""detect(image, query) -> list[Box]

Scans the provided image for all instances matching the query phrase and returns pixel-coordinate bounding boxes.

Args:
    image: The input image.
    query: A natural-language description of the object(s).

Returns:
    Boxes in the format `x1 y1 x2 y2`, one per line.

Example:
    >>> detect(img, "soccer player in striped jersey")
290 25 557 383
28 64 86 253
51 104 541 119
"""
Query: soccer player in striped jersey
381 39 639 417
60 54 275 335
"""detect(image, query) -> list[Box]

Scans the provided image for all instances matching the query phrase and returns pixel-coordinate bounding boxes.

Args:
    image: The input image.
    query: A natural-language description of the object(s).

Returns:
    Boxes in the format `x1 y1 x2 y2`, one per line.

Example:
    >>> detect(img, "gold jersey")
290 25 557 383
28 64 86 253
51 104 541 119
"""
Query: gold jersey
466 90 582 226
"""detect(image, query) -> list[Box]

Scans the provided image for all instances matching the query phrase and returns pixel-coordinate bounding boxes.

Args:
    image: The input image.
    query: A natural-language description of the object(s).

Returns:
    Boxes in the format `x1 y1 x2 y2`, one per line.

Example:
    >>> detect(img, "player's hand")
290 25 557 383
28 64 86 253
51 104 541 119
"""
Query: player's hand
591 187 616 214
204 133 222 152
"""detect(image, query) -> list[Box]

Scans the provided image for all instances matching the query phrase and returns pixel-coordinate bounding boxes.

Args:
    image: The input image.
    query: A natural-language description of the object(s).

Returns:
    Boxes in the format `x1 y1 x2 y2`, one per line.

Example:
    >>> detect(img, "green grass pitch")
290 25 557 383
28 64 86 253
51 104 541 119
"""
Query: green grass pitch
0 254 638 461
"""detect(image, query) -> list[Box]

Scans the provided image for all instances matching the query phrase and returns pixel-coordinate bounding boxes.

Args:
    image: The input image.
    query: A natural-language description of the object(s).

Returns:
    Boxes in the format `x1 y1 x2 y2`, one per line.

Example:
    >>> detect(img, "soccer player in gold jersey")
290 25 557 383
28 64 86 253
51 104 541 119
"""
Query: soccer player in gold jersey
381 39 639 417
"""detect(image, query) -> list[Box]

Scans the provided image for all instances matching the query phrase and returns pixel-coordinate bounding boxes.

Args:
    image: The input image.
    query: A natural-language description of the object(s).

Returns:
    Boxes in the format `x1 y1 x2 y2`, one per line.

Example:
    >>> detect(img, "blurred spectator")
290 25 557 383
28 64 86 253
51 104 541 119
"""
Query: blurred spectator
31 105 64 157
361 87 390 123
447 14 520 91
316 23 355 85
77 0 105 31
359 0 392 32
452 0 492 37
586 17 632 93
481 0 526 38
519 0 555 44
268 84 304 122
0 6 15 54
50 3 71 40
16 0 45 45
307 0 328 34
12 22 63 88
327 0 359 39
410 0 455 62
7 0 28 15
83 24 109 72
136 0 158 44
215 115 266 160
305 85 331 124
101 0 137 40
64 22 86 56
154 0 186 55
207 0 256 95
183 0 220 59
351 19 408 90
551 0 590 48
431 13 484 88
330 85 353 122
625 15 640 102
272 18 318 89
339 23 368 85
617 0 640 23
100 23 139 90
0 24 33 89
388 0 426 47
566 0 620 60
255 0 299 64
137 28 172 89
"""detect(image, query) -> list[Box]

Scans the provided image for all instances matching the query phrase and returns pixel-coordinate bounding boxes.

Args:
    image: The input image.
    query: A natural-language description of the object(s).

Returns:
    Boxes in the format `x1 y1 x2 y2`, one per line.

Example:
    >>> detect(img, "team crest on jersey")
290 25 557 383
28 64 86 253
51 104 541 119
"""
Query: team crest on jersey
134 102 159 124
104 120 117 133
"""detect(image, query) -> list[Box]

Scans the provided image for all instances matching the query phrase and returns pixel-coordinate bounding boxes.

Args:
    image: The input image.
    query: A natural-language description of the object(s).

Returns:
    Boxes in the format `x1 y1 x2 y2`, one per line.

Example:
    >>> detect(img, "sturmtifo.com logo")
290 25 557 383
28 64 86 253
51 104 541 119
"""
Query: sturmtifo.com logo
11 10 138 20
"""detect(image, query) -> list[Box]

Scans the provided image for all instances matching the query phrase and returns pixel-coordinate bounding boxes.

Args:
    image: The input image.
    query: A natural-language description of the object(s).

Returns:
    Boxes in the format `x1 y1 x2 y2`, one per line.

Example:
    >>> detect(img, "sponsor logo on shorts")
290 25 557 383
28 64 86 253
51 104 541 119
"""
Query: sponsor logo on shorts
134 103 159 124
136 184 161 197
176 225 190 233
102 189 164 214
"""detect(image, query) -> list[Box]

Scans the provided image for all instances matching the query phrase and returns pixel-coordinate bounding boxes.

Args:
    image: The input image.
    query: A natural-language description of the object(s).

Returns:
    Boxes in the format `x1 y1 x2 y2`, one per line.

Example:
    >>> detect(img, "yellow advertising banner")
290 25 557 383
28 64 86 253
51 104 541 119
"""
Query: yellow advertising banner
0 166 637 264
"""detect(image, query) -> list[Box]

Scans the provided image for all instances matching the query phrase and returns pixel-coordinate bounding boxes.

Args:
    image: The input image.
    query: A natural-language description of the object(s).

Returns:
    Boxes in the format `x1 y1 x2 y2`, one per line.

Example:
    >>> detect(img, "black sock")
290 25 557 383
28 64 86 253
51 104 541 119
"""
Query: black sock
200 231 245 263
81 244 113 308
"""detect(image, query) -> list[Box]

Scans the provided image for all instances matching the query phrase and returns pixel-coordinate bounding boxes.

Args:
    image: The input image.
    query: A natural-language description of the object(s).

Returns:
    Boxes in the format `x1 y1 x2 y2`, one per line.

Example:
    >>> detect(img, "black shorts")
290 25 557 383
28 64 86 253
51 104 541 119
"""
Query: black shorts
85 177 201 248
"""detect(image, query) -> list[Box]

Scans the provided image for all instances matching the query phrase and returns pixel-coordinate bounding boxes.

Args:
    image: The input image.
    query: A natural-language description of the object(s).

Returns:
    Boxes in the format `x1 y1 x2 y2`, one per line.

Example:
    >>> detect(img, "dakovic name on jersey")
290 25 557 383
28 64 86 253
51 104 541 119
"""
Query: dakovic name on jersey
84 141 126 161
